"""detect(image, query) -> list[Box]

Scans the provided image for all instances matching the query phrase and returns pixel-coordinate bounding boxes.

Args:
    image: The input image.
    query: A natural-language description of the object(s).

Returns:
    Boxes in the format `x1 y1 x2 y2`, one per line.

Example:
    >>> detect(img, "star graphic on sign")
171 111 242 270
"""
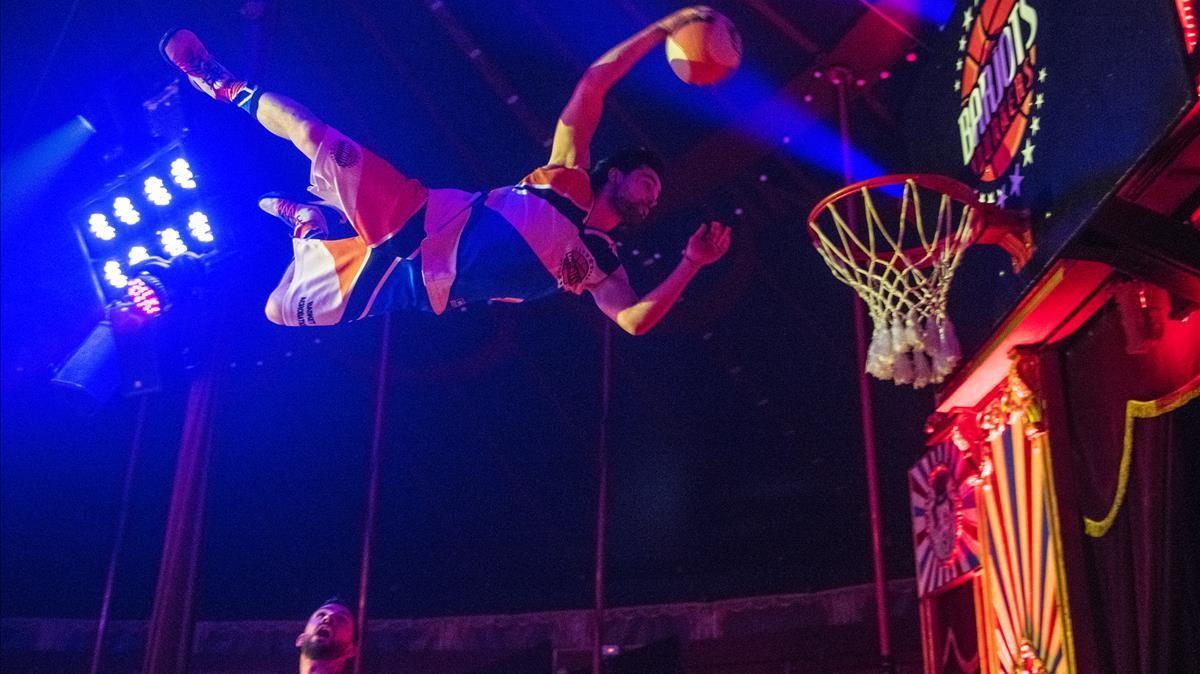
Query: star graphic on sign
956 58 963 71
959 36 967 51
962 8 974 29
1030 116 1041 135
1021 140 1036 166
1035 93 1045 109
996 187 1009 208
1038 67 1048 83
954 80 961 91
1009 165 1025 196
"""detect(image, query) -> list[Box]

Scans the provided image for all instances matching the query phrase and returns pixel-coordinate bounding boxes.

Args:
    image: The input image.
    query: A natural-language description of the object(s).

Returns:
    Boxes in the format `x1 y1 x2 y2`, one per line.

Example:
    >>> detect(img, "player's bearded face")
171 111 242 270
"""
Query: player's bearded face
300 633 349 660
297 604 355 661
611 167 661 224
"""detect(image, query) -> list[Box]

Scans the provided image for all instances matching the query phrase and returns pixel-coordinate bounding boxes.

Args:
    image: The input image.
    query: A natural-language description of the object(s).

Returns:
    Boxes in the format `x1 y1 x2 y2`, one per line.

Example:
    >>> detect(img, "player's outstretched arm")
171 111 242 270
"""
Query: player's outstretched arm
592 221 731 336
548 6 713 169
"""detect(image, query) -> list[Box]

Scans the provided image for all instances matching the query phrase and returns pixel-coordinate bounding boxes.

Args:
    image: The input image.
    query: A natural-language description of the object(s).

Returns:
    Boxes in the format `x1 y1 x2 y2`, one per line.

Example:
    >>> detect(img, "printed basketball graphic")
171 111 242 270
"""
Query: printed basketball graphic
333 140 360 168
957 0 1039 184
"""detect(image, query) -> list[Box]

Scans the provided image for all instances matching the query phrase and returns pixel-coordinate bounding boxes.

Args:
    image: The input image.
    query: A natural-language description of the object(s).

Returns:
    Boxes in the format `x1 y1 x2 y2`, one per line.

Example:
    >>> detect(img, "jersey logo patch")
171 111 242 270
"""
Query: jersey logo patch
333 140 360 168
559 249 593 294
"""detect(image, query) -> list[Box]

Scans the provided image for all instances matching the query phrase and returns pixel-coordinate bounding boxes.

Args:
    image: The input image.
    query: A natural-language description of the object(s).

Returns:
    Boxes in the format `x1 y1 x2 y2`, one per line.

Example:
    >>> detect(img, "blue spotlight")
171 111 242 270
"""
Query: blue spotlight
890 0 956 26
0 114 98 215
631 58 888 180
737 96 887 180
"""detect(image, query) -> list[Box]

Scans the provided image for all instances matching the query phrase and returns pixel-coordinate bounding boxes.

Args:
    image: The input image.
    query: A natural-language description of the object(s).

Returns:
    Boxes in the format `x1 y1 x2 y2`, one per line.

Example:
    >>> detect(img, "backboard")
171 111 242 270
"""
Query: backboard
900 0 1196 359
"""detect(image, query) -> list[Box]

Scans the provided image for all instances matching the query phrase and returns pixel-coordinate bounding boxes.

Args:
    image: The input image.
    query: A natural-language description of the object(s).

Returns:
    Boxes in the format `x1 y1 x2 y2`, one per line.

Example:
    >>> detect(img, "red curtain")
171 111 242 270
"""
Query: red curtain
1038 300 1200 674
927 580 981 674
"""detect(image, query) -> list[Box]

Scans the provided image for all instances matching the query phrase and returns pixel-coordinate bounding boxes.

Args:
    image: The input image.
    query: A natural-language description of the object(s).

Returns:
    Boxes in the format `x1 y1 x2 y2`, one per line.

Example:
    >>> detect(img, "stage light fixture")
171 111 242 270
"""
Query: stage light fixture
113 196 140 224
187 211 214 243
75 141 215 305
159 228 189 257
126 276 164 318
128 245 150 265
143 176 172 206
103 260 128 288
89 213 116 241
52 299 165 410
51 321 121 411
125 251 206 318
170 157 196 189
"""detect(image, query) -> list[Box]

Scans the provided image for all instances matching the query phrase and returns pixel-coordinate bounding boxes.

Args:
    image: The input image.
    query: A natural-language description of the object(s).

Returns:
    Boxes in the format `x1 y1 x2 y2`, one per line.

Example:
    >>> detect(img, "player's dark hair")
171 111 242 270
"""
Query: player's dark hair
590 147 665 193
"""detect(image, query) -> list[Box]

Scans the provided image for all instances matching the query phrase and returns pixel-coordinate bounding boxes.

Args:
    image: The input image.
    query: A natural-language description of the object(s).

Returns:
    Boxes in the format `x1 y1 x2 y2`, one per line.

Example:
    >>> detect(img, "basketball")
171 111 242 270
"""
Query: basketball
665 11 742 86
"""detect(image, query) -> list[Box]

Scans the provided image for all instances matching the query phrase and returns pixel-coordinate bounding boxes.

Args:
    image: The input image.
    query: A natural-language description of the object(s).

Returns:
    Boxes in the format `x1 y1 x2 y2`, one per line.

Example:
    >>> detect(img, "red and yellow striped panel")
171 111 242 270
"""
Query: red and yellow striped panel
980 412 1070 674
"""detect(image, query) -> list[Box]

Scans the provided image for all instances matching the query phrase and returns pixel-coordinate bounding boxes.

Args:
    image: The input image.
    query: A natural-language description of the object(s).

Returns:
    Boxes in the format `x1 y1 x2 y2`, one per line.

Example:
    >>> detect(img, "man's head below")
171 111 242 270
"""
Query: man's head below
296 600 356 672
590 147 665 227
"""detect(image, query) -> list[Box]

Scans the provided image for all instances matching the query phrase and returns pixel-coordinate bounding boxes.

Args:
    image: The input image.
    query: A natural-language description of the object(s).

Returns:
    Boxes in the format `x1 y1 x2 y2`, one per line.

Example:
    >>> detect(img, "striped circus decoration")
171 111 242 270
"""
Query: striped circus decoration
909 441 981 597
980 408 1072 674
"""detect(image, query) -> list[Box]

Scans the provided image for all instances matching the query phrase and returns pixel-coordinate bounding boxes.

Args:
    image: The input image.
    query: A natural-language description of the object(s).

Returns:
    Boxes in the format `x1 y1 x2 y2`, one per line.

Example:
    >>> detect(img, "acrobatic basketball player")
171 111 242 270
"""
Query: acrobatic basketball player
160 6 731 333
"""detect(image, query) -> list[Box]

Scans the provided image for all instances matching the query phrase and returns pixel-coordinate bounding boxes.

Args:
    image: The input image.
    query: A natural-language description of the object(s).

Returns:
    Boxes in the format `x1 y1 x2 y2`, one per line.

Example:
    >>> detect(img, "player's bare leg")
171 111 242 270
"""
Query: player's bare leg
159 29 326 161
253 93 325 161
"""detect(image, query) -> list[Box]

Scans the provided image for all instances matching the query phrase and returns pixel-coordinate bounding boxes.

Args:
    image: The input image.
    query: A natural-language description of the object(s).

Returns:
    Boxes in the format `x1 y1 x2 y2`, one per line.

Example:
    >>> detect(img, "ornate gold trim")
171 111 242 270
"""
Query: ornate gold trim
1083 375 1200 537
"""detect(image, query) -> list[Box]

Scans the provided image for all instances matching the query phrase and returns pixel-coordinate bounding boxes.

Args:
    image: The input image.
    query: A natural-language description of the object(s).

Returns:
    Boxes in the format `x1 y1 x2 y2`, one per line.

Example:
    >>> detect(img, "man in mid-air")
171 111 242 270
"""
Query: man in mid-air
161 5 730 333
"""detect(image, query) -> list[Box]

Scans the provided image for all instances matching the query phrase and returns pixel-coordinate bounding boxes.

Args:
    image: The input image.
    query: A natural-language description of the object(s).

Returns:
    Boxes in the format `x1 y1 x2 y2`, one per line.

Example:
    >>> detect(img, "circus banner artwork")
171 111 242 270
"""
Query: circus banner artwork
910 440 982 598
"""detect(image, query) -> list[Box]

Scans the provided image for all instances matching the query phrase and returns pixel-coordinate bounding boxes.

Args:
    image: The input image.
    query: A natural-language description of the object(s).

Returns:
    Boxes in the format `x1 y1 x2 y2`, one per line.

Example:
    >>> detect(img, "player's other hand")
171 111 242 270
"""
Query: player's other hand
657 6 715 34
684 220 731 266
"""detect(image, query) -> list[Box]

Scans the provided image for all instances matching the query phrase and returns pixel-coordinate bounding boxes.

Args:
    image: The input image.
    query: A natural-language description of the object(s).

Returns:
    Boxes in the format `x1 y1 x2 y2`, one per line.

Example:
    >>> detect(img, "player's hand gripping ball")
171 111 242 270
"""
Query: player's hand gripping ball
663 6 742 86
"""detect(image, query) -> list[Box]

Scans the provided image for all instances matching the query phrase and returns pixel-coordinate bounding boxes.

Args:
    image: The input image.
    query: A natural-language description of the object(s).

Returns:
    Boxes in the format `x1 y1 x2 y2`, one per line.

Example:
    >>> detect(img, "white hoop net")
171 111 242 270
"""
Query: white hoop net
808 178 981 388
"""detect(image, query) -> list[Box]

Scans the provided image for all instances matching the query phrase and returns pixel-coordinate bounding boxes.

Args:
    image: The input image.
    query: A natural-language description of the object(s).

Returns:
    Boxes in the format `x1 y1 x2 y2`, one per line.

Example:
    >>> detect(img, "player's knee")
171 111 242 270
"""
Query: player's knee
294 119 327 160
264 296 286 325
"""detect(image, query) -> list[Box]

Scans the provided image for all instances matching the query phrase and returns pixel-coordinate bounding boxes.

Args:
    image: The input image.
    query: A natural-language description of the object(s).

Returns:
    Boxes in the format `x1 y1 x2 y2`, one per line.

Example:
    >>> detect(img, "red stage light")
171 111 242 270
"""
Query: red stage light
127 277 163 318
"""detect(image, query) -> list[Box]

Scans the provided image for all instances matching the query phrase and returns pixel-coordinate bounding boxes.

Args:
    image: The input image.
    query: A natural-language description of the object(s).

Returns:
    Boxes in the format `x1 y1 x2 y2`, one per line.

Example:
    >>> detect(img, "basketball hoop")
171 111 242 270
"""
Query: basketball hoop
807 174 1031 388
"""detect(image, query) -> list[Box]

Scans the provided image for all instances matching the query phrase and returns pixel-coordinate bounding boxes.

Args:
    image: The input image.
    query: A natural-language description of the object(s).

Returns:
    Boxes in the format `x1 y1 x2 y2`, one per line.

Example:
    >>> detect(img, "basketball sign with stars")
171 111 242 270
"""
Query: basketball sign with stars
954 0 1044 207
902 0 1191 303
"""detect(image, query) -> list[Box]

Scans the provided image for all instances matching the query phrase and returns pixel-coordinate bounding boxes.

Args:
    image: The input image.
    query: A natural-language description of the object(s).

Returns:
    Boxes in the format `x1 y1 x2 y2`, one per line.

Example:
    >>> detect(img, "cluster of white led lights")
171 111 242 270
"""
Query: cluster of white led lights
88 158 212 289
170 157 197 189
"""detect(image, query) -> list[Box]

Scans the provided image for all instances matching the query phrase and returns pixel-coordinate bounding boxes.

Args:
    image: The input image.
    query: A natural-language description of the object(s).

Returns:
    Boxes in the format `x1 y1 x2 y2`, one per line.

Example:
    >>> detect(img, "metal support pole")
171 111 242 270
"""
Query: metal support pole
141 357 220 674
592 322 613 674
89 395 149 674
830 66 894 673
354 315 392 674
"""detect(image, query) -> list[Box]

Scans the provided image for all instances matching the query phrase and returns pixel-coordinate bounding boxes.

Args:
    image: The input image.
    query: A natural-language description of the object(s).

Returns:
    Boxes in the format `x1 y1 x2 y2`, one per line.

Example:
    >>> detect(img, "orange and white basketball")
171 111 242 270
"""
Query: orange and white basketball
665 11 742 86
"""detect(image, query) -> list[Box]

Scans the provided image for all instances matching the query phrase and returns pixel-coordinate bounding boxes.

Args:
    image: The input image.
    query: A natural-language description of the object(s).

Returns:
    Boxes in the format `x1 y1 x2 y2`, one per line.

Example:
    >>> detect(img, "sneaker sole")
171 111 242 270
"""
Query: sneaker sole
258 192 328 239
158 27 189 67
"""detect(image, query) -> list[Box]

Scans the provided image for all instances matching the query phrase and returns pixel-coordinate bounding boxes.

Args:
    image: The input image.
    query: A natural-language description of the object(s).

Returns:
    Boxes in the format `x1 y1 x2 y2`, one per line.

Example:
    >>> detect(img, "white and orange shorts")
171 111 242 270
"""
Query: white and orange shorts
266 127 432 326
